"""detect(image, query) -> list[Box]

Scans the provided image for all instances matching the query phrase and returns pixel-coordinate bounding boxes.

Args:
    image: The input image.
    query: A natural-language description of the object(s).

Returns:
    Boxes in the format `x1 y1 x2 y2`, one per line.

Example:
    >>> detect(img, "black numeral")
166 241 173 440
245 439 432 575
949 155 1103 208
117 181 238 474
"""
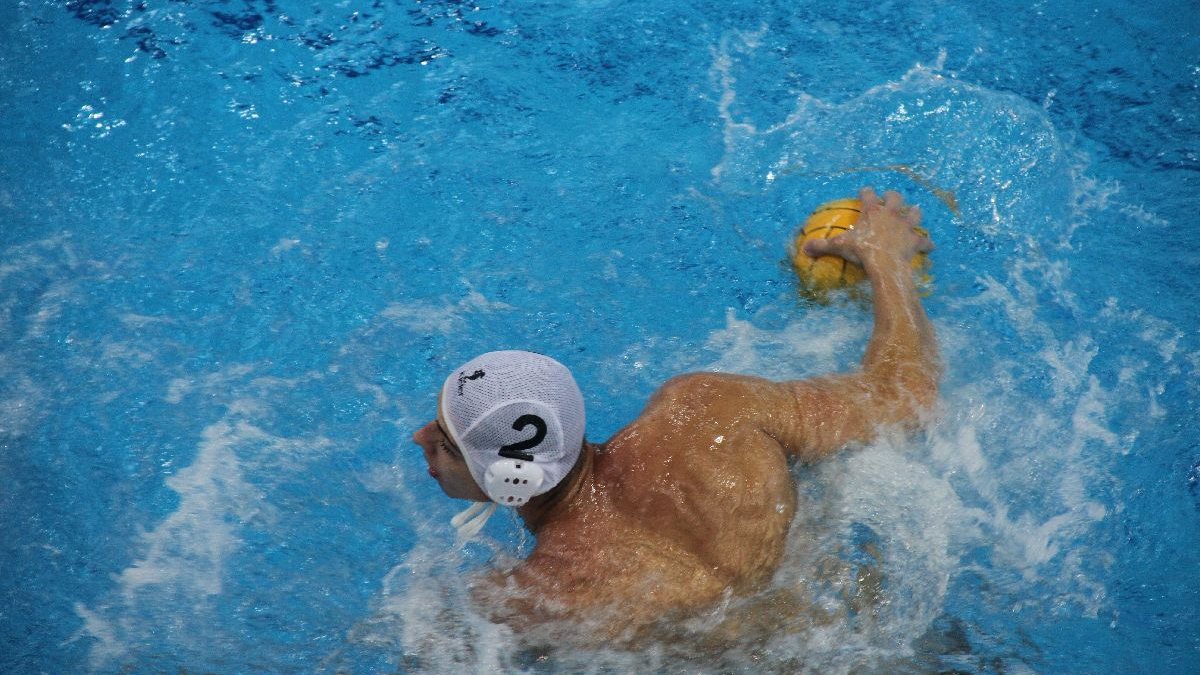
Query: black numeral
498 414 546 461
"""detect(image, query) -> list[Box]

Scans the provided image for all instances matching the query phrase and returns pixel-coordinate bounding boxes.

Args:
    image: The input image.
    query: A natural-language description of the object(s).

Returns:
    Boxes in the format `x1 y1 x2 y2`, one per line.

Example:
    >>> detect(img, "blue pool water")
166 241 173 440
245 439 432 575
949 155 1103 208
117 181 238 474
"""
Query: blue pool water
2 0 1198 672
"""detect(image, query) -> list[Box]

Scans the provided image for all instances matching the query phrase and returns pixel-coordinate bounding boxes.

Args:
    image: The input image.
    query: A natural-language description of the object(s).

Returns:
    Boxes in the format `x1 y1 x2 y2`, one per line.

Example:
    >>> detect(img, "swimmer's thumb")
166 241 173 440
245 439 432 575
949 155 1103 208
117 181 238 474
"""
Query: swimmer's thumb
803 237 841 258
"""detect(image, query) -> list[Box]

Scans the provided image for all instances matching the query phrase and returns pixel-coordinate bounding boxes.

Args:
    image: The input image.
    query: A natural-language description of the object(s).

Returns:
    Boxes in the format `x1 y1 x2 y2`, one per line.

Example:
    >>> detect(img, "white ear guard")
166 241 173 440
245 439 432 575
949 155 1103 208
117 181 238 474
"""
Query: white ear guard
483 458 545 506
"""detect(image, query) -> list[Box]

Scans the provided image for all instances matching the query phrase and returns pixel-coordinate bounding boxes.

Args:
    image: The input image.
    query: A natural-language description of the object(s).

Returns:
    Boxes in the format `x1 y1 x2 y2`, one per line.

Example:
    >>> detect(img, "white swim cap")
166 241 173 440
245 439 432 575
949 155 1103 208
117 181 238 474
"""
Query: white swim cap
439 350 586 507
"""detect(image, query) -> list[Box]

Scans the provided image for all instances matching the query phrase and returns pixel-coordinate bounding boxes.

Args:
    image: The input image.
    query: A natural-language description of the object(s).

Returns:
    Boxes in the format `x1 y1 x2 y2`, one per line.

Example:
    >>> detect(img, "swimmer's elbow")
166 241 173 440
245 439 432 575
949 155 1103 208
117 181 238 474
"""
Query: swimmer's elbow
886 365 940 427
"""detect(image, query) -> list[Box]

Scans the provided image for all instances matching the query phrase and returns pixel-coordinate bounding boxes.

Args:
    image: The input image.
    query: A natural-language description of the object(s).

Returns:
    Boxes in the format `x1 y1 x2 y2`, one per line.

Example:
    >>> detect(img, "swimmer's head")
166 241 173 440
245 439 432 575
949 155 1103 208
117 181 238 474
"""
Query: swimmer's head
438 350 586 507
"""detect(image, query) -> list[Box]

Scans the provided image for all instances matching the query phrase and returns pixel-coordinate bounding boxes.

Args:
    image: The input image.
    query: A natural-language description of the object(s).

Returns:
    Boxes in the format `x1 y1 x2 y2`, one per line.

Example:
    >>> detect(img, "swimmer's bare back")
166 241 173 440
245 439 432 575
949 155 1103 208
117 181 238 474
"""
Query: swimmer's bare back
472 189 940 645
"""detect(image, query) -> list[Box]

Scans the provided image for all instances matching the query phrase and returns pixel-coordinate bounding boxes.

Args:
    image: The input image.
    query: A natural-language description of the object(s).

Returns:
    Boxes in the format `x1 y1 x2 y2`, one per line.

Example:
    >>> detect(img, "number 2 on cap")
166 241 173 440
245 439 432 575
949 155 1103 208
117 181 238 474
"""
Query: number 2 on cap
498 414 546 461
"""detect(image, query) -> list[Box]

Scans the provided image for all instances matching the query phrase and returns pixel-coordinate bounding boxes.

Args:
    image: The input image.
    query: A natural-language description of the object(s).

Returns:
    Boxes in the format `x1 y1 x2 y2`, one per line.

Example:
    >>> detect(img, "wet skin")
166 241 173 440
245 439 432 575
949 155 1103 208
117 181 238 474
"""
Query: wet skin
411 188 940 645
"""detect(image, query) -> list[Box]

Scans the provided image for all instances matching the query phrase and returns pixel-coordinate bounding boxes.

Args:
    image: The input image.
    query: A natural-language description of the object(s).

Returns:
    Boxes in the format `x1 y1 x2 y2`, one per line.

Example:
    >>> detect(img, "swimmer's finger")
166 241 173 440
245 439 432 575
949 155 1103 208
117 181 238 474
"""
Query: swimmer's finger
904 204 923 226
882 190 904 209
916 233 935 254
858 186 881 208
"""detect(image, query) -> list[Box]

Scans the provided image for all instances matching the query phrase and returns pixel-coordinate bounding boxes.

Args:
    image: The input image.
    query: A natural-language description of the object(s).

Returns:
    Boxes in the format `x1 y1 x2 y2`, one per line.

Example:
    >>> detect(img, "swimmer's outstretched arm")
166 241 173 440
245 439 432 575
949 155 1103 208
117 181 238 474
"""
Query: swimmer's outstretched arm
764 187 941 461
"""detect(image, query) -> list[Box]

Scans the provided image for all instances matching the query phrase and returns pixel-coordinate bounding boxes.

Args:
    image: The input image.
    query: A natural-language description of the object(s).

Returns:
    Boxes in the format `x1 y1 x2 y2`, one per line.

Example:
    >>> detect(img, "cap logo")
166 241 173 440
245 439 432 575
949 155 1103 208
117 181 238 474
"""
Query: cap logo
456 369 485 395
498 414 546 462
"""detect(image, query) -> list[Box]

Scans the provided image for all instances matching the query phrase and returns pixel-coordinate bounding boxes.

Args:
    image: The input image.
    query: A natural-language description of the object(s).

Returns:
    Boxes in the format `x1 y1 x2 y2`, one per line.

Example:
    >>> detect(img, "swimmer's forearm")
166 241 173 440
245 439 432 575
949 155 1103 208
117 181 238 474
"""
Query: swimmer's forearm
768 254 939 461
863 254 927 353
860 254 940 409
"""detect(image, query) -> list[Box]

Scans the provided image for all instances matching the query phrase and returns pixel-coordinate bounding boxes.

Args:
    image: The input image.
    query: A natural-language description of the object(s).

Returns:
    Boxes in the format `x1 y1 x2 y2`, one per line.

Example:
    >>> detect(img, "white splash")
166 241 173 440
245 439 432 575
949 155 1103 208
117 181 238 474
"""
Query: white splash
114 421 276 603
380 290 512 335
699 307 867 377
72 408 332 669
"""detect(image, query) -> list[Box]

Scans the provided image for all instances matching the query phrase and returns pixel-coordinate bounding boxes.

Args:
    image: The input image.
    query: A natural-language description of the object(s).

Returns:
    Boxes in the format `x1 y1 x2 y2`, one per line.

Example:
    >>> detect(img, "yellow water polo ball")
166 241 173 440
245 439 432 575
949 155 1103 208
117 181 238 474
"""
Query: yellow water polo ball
791 198 931 294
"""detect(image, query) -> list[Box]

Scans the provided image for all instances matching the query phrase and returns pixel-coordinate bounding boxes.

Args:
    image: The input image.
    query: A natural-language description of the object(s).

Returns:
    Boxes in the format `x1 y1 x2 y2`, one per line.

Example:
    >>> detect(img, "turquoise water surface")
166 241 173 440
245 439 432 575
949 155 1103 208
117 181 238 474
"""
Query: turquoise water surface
2 0 1197 672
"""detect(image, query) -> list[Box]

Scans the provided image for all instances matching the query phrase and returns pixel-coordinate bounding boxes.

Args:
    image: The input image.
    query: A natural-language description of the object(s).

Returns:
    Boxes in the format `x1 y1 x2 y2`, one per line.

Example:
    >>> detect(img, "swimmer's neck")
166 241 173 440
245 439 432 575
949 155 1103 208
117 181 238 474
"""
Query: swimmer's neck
517 441 599 533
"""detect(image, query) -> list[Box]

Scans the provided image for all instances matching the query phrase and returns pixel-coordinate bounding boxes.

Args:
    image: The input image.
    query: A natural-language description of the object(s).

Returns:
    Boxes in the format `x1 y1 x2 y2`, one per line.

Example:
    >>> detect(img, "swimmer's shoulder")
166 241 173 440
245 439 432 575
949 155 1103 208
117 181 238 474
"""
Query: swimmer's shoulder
638 371 784 425
595 371 797 478
652 371 770 401
642 371 867 464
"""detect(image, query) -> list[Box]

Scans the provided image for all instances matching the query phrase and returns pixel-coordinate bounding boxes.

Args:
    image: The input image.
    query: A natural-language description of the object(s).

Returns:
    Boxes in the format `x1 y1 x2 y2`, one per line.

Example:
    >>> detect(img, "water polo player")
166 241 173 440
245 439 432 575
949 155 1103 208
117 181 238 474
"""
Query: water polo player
412 187 939 645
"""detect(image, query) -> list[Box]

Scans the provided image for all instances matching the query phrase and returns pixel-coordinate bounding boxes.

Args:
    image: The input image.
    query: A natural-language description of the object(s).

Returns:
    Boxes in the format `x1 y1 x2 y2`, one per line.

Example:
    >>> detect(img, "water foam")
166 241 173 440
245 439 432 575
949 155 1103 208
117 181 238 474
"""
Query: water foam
379 289 513 335
72 375 334 669
699 307 867 377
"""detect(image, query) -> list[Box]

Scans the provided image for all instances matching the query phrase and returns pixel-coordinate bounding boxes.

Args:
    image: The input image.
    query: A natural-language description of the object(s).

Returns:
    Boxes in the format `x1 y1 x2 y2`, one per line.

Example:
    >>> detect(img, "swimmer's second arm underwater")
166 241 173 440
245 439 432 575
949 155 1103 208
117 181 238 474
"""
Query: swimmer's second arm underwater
756 187 941 462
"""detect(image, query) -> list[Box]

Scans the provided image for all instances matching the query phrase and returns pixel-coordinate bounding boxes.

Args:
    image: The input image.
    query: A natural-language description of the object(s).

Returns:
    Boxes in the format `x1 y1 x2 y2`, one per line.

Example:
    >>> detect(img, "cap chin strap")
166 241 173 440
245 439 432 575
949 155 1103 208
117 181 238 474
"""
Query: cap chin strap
451 501 497 547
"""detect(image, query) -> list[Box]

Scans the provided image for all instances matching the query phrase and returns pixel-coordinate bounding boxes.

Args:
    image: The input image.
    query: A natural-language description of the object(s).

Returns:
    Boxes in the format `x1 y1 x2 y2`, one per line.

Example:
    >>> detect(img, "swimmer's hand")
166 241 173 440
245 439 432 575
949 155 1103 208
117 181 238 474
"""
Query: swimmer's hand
802 187 933 272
